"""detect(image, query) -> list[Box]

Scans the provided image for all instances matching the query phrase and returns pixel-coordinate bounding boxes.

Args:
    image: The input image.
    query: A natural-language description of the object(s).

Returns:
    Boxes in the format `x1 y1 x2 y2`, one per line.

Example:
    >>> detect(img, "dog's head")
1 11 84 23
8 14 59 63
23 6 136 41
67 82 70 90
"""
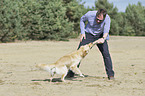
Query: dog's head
87 43 94 49
80 43 93 50
79 43 93 57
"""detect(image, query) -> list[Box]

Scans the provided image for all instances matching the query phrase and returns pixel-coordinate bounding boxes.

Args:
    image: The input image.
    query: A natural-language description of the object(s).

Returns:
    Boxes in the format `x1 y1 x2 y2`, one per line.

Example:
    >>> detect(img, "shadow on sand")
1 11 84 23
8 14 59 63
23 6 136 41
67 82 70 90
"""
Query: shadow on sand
31 76 80 82
31 74 104 83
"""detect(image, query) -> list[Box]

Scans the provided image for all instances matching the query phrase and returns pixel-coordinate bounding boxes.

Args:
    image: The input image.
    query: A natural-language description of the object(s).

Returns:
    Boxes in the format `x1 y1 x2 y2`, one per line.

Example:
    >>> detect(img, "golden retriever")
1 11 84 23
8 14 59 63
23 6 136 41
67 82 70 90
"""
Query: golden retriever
36 43 95 82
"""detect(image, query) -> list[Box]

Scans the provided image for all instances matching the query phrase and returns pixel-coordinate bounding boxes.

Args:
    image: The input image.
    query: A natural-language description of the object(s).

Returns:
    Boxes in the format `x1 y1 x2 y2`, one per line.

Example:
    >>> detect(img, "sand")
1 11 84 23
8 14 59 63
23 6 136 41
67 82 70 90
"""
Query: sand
0 36 145 96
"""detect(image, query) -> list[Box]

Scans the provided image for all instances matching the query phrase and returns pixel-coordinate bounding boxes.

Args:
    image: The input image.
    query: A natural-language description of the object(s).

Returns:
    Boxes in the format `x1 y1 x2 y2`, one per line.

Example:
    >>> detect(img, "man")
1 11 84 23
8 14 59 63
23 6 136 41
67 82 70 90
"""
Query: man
67 9 115 80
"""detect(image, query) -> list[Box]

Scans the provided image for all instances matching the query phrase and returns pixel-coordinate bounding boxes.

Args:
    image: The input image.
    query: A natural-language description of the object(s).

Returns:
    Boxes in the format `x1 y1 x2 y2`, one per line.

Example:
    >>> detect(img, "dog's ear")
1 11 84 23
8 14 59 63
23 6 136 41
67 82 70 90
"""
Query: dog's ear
88 43 93 48
79 45 85 51
81 50 88 58
79 45 84 49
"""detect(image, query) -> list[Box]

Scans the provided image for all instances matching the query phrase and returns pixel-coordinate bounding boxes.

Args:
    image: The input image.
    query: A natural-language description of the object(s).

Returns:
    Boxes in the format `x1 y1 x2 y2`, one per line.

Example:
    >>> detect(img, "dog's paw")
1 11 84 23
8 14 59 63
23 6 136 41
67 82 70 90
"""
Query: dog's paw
80 74 84 77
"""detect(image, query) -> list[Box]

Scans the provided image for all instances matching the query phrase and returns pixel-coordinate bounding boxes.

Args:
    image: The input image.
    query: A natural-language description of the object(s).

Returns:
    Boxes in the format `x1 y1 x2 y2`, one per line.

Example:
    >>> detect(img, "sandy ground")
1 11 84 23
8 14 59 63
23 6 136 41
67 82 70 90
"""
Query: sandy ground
0 36 145 96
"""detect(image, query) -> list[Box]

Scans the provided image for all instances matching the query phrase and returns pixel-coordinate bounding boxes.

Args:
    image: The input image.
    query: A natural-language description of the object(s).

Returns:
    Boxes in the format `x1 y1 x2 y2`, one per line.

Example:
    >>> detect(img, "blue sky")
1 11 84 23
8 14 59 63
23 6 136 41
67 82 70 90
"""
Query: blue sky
81 0 145 12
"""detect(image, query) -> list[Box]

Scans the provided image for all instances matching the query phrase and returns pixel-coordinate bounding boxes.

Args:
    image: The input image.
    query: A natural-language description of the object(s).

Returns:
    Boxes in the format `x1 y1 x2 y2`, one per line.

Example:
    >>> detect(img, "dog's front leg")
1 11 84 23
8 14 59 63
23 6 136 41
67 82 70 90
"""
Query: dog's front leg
70 65 84 77
79 74 84 77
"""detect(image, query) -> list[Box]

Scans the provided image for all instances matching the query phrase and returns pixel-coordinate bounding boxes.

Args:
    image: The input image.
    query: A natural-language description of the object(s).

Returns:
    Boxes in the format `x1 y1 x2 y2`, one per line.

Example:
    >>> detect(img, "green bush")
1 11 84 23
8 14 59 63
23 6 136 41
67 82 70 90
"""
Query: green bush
0 0 23 42
0 0 75 42
125 2 145 36
22 0 74 41
0 0 144 42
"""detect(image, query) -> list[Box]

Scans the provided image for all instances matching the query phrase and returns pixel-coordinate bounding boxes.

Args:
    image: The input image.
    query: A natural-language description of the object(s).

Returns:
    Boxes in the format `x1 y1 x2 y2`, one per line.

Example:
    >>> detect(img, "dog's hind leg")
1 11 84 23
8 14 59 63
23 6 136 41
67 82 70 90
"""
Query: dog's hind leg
61 73 67 82
60 66 68 82
49 67 56 82
49 73 54 82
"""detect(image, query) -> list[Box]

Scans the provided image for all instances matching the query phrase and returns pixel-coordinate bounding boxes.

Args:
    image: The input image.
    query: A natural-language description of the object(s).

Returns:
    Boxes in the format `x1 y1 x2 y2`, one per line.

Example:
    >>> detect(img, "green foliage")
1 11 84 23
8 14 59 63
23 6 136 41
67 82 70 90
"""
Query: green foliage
0 0 87 42
20 0 74 41
63 0 87 36
0 0 145 42
115 12 126 35
0 0 23 42
125 2 145 36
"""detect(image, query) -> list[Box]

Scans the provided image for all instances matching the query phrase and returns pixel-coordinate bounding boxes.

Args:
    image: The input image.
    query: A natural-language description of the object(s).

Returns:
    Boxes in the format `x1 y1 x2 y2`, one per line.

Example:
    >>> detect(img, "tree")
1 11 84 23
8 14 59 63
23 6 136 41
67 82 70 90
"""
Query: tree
0 0 24 42
116 12 126 35
0 0 75 42
20 0 74 41
63 0 87 36
125 2 145 36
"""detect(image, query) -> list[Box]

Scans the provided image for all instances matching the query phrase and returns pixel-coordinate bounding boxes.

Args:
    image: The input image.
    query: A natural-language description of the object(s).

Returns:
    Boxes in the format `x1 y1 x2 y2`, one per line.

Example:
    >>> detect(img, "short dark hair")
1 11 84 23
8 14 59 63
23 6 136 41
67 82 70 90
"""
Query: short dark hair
96 9 107 19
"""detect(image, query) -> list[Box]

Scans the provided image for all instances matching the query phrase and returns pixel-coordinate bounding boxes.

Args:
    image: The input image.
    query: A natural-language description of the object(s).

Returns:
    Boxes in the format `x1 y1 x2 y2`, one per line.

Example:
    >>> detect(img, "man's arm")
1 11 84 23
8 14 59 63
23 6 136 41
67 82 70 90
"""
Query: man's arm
80 12 89 42
97 15 111 44
96 33 108 44
80 12 88 34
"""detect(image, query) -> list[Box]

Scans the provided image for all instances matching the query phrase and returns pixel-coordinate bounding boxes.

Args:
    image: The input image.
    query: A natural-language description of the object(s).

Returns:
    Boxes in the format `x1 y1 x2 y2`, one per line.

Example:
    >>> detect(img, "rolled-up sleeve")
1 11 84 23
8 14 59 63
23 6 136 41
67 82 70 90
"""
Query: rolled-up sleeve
103 15 111 33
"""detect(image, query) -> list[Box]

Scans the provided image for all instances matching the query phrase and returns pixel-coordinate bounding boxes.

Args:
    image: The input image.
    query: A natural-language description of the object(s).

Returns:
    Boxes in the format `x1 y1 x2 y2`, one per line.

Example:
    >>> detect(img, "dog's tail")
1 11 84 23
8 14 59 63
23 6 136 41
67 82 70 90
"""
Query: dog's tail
36 63 56 72
36 64 50 71
36 64 47 69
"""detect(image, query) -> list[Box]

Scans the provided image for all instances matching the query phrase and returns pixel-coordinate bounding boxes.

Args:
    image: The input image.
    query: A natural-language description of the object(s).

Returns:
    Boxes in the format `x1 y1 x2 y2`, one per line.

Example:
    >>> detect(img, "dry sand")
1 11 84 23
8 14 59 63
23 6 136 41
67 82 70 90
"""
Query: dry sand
0 36 145 96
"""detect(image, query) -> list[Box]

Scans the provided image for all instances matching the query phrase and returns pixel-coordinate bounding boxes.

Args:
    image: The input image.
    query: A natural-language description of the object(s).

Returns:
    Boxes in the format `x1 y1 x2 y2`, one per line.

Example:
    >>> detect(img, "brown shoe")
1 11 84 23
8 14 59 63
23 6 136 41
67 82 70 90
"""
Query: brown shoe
108 76 115 80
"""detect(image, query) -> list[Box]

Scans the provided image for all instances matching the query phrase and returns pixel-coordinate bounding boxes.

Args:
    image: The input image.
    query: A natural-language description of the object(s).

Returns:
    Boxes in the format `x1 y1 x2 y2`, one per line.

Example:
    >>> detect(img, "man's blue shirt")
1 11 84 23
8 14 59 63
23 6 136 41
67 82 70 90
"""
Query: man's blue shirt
80 11 111 40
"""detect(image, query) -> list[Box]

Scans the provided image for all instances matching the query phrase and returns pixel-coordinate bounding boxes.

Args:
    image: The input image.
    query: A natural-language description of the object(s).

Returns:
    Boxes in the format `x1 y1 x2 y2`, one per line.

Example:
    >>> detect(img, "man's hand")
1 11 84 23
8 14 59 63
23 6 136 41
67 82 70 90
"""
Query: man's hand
97 38 105 44
80 34 86 42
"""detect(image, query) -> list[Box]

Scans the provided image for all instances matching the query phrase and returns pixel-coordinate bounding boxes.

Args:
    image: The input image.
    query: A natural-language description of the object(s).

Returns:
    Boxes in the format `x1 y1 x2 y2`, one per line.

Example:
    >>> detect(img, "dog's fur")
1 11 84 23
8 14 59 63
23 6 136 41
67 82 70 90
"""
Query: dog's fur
36 43 94 82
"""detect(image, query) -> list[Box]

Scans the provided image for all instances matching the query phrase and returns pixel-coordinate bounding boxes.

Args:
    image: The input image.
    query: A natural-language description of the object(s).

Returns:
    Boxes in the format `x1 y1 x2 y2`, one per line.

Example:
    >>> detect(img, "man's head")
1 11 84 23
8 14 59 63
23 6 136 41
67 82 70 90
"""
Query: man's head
96 9 107 24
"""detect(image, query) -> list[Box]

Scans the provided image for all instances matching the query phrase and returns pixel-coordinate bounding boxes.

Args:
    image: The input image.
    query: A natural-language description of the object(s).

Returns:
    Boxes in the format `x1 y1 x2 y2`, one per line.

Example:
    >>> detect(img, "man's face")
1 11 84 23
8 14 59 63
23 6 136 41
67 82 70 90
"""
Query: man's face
96 14 104 24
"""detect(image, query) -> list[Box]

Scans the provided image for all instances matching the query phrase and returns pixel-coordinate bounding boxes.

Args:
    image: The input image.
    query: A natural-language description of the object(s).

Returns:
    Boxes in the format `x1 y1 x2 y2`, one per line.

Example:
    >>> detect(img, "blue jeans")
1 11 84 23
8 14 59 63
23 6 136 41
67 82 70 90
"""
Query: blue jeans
68 33 114 77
